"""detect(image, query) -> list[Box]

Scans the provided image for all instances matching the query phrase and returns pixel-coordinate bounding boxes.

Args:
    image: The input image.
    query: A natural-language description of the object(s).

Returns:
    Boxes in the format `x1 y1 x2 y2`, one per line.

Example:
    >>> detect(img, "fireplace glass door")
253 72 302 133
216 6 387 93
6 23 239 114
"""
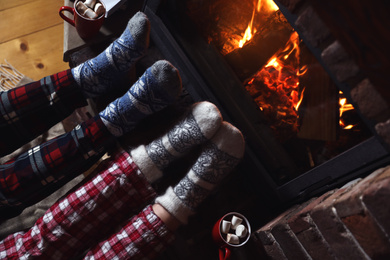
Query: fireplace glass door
143 0 390 202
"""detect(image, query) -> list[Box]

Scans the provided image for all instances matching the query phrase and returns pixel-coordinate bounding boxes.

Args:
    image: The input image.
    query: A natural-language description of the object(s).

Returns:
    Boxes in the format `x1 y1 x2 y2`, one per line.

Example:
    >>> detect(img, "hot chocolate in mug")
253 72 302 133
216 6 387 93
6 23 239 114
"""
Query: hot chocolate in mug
59 0 106 39
212 212 251 260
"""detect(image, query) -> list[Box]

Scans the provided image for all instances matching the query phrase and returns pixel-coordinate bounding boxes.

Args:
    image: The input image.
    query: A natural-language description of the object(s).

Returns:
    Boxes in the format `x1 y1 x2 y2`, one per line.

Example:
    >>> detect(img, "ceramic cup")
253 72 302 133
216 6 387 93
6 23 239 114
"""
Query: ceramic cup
212 212 251 260
59 0 106 39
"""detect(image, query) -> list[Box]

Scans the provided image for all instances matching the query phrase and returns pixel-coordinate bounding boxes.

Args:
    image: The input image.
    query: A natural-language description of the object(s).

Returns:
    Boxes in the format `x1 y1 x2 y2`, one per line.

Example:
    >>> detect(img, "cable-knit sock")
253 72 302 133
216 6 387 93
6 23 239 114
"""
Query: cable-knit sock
131 101 223 183
99 60 182 137
72 11 150 98
155 121 245 224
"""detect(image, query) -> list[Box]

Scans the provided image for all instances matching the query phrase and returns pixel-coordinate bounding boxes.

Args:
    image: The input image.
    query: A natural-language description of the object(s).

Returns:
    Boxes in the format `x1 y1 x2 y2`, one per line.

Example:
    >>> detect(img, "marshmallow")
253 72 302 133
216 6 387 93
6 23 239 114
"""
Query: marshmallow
76 1 89 15
221 220 231 234
235 224 248 238
84 0 97 9
83 8 98 19
227 234 240 245
231 215 243 229
94 3 105 17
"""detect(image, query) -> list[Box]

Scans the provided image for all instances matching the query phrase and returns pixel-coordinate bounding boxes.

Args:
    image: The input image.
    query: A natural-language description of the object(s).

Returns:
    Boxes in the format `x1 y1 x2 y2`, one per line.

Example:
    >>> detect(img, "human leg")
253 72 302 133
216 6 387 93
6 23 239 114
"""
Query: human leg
83 204 175 260
0 70 87 157
0 12 151 157
83 121 245 260
0 101 244 260
0 115 114 219
0 61 182 218
0 148 157 259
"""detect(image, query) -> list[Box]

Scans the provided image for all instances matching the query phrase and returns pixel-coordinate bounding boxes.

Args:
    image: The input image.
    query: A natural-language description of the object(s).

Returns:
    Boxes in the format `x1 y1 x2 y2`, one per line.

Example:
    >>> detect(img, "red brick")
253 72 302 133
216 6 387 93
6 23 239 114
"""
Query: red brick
333 168 390 259
362 173 390 236
321 41 360 82
271 223 311 260
310 180 370 259
289 190 335 234
351 79 390 123
295 215 337 260
334 167 387 218
341 213 390 260
254 231 288 260
257 200 316 259
375 119 390 147
295 6 331 48
288 190 337 259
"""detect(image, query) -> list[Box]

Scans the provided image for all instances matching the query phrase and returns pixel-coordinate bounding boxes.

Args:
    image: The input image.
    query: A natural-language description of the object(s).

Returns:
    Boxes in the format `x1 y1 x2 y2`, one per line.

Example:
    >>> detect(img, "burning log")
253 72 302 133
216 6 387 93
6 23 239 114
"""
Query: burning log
225 11 293 82
186 0 255 54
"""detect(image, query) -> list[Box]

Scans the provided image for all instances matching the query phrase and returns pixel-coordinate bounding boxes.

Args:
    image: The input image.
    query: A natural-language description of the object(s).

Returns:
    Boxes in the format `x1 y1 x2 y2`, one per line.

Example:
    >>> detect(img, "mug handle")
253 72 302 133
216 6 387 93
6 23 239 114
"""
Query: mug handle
219 247 231 260
59 6 75 27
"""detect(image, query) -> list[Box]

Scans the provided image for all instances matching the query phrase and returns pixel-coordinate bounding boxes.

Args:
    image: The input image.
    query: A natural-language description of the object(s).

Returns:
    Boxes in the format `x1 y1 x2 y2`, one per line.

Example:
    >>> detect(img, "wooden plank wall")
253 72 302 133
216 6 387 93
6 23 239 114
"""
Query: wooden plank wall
0 0 69 81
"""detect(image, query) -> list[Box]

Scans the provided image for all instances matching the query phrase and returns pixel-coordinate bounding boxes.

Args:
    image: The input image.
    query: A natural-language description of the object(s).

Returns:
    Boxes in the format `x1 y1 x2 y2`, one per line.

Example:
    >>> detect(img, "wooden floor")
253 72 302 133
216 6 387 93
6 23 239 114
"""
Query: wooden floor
0 0 69 81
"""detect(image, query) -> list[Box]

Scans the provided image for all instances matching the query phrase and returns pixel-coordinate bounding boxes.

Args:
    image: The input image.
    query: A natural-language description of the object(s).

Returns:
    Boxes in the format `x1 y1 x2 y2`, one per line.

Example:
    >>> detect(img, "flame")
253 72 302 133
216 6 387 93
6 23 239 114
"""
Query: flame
294 87 305 111
238 0 279 48
239 9 256 48
339 91 355 130
339 98 354 117
245 31 306 139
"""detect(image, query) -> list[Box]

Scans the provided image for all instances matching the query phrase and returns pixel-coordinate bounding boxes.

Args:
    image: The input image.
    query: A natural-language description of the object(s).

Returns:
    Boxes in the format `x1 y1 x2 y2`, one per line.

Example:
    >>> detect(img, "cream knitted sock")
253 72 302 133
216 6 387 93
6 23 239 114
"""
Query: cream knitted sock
131 101 223 183
155 121 245 224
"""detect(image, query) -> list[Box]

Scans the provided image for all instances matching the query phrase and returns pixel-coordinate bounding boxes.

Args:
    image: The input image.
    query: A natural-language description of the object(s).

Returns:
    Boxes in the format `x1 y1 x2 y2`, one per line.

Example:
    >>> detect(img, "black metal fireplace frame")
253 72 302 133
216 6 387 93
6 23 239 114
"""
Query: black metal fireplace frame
142 0 390 204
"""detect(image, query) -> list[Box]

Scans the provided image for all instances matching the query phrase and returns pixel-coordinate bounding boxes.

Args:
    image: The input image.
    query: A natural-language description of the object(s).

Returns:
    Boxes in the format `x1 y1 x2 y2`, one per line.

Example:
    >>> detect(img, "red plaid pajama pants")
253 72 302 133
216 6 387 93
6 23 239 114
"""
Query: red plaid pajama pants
0 149 175 260
0 70 115 218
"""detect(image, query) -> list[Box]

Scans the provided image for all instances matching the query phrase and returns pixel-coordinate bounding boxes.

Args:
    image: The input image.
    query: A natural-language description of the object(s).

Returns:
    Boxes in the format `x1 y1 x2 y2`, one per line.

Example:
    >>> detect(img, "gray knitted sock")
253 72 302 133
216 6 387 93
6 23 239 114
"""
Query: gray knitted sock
72 11 150 98
155 121 245 224
99 60 182 137
131 101 223 183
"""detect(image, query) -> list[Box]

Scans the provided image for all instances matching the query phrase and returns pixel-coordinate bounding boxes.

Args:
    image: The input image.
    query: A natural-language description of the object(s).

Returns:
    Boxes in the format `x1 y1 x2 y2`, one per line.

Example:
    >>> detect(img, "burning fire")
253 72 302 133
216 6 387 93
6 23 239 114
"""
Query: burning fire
238 0 356 139
238 0 279 48
245 31 307 140
339 91 355 130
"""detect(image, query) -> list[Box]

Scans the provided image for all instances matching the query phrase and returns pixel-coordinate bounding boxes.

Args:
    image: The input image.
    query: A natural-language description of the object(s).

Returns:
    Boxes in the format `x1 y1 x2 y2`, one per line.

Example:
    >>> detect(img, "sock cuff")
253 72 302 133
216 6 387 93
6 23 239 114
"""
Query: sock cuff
155 187 194 224
130 145 163 183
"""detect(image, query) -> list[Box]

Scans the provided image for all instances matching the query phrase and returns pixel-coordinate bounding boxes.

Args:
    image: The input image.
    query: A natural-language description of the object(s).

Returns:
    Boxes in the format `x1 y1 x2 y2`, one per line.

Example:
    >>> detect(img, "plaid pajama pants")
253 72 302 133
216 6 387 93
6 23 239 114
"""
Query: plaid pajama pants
0 149 175 260
0 70 116 219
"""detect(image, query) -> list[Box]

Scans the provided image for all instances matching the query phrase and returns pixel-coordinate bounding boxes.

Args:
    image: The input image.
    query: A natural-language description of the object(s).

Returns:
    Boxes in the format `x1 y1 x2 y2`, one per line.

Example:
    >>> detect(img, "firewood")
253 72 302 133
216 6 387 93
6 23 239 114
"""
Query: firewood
225 11 293 81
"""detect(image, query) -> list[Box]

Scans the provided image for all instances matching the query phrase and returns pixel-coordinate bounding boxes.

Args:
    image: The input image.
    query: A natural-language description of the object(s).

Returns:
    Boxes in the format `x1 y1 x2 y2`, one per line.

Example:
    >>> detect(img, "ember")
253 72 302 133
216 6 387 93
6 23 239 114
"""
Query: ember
245 31 306 141
184 0 371 180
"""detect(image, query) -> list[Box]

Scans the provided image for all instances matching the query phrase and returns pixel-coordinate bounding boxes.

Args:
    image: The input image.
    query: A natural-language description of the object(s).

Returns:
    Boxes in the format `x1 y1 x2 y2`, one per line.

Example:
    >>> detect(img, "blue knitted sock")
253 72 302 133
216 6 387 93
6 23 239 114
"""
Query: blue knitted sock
72 12 150 98
99 60 182 137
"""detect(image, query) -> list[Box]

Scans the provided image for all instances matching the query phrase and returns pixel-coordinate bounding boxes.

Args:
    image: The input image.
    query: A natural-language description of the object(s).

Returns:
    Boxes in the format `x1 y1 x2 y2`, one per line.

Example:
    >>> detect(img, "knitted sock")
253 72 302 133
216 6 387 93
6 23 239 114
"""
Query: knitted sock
155 121 245 224
72 11 150 98
131 101 223 183
99 60 182 137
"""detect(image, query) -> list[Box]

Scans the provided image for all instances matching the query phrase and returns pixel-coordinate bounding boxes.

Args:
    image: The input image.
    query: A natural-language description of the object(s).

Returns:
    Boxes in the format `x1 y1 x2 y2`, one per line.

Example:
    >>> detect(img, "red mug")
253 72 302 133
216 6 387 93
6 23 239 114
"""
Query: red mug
59 0 106 39
212 212 251 260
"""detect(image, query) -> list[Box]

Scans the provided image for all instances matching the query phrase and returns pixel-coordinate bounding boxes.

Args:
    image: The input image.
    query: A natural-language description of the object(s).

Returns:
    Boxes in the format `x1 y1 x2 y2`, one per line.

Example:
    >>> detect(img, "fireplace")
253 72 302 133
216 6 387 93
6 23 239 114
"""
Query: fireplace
139 0 390 210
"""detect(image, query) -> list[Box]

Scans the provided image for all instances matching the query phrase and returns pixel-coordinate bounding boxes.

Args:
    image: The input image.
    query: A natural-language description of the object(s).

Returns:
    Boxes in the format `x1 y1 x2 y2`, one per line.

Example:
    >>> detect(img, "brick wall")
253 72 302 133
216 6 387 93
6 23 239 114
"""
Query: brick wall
254 166 390 259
